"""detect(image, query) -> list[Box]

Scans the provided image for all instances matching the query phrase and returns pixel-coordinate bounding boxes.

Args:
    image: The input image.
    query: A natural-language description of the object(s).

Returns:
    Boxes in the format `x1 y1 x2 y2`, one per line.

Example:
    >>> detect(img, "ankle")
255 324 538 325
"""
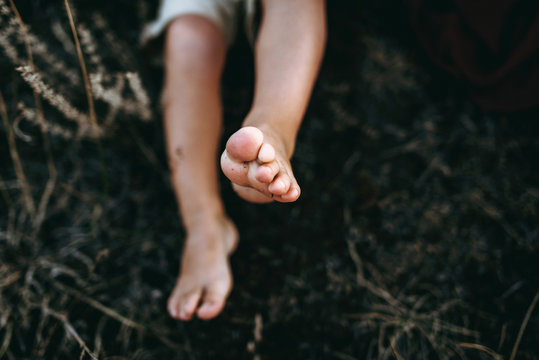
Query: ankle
182 206 226 233
183 211 238 253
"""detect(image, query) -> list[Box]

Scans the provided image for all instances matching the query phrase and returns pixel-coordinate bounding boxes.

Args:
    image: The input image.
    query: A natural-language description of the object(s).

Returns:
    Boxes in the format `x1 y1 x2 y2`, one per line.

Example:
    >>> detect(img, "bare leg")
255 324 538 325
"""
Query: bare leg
221 0 326 203
163 15 237 321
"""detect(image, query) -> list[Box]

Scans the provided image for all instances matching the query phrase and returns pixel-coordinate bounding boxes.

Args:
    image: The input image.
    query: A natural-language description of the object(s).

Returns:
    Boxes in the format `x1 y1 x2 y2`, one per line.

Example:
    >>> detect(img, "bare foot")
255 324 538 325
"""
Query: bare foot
167 215 238 321
220 126 301 203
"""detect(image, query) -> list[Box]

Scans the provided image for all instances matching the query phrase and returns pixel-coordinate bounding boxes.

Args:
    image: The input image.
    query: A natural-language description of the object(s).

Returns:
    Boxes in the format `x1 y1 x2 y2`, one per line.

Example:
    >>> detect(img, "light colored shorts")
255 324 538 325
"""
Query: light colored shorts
141 0 258 46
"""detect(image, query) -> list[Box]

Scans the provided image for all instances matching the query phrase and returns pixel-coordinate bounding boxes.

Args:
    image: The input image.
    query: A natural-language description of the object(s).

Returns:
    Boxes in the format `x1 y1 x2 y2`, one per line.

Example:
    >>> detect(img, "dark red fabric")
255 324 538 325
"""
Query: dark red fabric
409 0 539 112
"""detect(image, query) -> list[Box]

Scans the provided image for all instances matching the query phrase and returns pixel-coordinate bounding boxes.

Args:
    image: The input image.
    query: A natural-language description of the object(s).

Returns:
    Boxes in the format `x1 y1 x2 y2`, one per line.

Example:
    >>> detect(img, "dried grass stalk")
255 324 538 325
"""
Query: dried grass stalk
16 65 96 136
64 0 97 129
43 307 98 360
6 0 59 237
125 72 151 121
0 91 36 217
18 103 75 139
510 292 539 360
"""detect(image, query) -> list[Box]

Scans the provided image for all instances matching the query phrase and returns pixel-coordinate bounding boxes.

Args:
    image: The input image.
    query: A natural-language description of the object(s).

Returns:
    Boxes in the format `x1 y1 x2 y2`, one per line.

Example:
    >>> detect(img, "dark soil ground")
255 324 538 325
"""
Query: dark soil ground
0 1 538 359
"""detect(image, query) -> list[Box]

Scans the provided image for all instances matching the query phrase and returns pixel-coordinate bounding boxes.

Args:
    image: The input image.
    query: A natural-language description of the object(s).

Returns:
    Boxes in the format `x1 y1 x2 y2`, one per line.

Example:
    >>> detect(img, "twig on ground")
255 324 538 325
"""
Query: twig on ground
458 342 502 360
0 321 13 358
0 174 16 244
497 323 507 351
0 270 21 289
345 211 403 310
64 0 97 129
389 332 405 360
0 175 13 207
509 291 539 360
52 281 185 351
93 316 108 357
247 313 263 359
0 91 35 217
43 307 98 360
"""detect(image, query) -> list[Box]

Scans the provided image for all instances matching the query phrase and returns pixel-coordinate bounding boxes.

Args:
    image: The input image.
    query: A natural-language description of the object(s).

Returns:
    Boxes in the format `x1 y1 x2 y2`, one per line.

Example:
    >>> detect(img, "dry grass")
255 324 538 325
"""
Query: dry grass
0 1 537 359
63 0 97 129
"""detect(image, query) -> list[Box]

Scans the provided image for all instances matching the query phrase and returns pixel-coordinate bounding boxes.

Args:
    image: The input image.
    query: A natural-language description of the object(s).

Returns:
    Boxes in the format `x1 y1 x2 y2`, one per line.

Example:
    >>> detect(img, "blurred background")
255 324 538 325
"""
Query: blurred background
0 0 537 359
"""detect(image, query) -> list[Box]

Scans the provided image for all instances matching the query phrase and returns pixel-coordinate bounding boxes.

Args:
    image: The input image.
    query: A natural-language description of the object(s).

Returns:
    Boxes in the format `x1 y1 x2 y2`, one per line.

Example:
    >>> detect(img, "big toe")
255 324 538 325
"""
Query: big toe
168 288 202 321
196 282 230 320
225 126 264 162
196 297 226 320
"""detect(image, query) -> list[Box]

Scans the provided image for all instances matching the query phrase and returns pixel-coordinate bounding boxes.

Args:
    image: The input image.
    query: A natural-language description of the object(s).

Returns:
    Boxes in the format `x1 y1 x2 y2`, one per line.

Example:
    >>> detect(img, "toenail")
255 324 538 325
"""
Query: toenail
200 302 213 311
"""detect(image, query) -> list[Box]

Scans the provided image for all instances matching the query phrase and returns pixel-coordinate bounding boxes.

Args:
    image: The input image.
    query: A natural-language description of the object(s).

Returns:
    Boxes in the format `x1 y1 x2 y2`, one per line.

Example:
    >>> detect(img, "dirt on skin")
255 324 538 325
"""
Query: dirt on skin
0 1 537 359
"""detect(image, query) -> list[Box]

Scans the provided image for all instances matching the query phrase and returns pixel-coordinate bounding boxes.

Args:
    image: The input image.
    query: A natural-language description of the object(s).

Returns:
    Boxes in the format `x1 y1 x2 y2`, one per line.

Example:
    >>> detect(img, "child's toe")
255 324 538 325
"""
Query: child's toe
257 143 275 163
225 126 264 162
221 150 249 185
268 173 291 195
278 185 301 202
255 162 279 183
175 290 202 321
196 297 226 320
167 298 182 320
196 281 229 320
